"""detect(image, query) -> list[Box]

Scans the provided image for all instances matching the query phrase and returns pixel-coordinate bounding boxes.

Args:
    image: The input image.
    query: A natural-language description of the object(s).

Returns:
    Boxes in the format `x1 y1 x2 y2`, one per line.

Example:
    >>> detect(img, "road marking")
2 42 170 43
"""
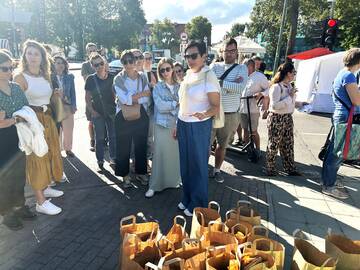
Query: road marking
302 132 328 136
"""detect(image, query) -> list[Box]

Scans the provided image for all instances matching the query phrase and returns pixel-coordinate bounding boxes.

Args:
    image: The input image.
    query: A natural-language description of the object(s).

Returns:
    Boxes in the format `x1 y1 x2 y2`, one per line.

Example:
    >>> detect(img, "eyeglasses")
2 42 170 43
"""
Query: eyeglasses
93 62 105 68
160 67 172 74
145 57 152 61
122 59 135 65
224 49 237 54
134 55 144 61
0 66 13 72
184 53 199 60
55 61 64 65
175 69 183 74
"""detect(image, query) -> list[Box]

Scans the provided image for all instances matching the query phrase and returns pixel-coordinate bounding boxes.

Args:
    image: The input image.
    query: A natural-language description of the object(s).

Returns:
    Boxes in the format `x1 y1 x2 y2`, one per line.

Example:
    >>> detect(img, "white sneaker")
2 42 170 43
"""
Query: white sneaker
145 189 155 198
36 199 62 215
184 209 193 217
44 187 64 198
177 202 186 210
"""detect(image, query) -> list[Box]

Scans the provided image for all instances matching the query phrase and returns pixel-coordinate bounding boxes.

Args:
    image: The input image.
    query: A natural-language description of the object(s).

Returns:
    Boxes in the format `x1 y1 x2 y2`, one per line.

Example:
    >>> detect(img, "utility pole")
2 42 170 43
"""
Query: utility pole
11 0 16 56
273 0 288 74
329 0 336 18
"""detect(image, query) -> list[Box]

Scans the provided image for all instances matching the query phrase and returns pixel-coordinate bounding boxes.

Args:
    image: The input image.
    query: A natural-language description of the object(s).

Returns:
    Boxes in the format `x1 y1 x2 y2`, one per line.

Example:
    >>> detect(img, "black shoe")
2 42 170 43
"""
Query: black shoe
98 162 104 172
90 140 95 152
14 205 37 220
286 170 302 176
2 212 23 231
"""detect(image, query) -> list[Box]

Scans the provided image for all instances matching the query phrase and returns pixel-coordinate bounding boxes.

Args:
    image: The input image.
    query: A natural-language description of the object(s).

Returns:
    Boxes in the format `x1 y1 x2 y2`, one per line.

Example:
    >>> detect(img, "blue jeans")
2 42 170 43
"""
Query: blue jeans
321 116 346 188
92 116 116 164
177 118 212 212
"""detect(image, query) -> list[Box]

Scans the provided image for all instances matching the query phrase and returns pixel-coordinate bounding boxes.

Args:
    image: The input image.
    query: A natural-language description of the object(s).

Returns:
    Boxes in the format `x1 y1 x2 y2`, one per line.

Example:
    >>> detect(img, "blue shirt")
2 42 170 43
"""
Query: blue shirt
153 81 179 129
332 69 360 123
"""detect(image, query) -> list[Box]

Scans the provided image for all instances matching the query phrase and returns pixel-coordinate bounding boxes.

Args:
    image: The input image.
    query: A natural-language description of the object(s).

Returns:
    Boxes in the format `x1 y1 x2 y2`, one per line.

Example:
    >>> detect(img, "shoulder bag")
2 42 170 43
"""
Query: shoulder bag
120 76 141 121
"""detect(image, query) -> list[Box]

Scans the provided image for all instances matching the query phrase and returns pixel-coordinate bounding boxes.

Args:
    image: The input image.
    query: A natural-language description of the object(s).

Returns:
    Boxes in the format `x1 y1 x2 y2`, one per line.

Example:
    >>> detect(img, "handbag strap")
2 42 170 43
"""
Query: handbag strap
343 106 354 160
93 75 110 117
220 63 238 81
333 91 351 111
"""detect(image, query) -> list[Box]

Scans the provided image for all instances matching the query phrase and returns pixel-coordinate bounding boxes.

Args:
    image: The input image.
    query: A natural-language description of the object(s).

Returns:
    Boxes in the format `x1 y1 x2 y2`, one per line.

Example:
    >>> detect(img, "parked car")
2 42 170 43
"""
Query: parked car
108 59 123 75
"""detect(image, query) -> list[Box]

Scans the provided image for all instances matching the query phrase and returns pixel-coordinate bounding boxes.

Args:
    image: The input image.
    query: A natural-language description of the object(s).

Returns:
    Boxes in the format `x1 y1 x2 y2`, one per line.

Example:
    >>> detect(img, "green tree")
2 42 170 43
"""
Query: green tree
185 16 212 46
228 23 246 37
150 18 180 55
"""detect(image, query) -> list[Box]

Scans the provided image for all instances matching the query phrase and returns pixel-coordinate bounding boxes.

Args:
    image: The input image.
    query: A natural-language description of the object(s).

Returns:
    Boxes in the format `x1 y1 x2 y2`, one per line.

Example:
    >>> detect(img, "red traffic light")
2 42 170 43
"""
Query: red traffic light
327 19 337 28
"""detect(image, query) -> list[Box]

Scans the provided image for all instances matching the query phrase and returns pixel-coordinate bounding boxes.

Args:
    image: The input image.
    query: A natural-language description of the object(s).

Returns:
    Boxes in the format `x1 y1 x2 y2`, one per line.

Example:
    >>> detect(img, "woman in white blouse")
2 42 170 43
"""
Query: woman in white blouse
265 62 301 176
175 40 220 217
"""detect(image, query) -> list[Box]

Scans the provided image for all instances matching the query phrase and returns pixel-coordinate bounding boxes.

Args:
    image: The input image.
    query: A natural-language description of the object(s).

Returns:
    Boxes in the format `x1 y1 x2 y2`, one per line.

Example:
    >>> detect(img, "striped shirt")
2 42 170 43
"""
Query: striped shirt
210 62 248 112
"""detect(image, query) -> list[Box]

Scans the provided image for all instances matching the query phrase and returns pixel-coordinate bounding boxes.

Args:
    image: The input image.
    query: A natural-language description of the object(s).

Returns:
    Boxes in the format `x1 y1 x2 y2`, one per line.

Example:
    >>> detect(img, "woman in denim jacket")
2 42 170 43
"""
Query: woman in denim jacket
53 56 76 157
145 58 181 198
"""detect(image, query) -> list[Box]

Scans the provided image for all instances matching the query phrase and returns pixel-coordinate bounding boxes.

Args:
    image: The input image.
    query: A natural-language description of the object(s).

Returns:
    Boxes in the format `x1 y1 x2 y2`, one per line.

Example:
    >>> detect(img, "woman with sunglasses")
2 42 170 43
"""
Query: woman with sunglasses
145 58 181 198
176 40 221 216
114 51 151 188
14 40 64 215
0 50 37 230
84 53 116 171
174 62 185 82
265 62 301 177
53 56 77 158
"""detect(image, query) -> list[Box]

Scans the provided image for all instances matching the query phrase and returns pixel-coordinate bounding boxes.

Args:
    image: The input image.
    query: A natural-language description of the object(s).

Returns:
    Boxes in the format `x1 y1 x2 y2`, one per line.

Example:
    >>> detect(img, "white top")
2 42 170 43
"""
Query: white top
23 73 53 106
178 71 219 122
269 82 296 114
165 83 175 93
240 71 269 114
210 62 248 112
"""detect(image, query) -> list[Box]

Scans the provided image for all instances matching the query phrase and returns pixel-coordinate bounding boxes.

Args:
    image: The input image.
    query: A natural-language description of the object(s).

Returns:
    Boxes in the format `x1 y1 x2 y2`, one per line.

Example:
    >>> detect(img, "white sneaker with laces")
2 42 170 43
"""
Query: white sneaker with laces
183 209 193 217
36 199 62 215
322 186 348 199
145 189 155 198
44 187 64 198
177 202 186 210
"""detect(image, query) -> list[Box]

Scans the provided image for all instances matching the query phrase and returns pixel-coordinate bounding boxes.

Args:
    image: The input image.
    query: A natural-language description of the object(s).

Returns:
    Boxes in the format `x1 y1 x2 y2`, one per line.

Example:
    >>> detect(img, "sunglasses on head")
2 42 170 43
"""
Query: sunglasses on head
134 55 144 61
93 62 105 68
184 53 199 60
0 66 13 72
122 59 134 65
160 67 172 74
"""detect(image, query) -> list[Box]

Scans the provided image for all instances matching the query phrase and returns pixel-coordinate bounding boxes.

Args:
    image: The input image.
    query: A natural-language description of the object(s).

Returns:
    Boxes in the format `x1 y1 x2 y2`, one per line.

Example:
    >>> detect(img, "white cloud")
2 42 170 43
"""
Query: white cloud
142 0 255 43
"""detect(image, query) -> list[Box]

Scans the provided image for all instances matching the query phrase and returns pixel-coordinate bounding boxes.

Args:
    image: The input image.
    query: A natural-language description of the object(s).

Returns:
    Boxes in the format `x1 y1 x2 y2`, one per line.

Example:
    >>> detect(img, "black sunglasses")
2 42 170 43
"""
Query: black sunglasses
160 67 172 74
175 69 183 74
134 55 144 61
122 59 135 65
93 62 105 68
0 66 13 72
184 53 199 60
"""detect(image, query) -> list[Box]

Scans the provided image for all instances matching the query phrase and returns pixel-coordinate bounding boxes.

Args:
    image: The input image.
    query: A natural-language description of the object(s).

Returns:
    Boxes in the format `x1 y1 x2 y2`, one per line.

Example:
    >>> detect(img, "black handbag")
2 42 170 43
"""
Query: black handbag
318 126 334 161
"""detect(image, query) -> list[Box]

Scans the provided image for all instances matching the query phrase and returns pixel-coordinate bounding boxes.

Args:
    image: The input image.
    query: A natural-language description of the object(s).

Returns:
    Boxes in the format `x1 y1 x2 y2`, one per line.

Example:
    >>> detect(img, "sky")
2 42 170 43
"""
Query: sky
142 0 256 43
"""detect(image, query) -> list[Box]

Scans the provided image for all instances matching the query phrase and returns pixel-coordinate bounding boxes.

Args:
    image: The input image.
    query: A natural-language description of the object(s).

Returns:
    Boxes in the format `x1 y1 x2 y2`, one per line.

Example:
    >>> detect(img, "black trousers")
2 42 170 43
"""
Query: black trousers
114 106 149 177
0 126 26 215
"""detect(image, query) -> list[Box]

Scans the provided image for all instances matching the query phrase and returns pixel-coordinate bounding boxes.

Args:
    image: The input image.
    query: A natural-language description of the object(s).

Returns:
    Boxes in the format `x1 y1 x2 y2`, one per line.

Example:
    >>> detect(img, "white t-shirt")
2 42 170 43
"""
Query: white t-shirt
240 71 269 114
178 72 219 122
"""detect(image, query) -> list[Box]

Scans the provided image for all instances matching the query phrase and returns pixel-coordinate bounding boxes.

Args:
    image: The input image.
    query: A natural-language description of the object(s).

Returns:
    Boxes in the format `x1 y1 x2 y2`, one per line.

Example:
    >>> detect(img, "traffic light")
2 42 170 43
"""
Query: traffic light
321 18 338 50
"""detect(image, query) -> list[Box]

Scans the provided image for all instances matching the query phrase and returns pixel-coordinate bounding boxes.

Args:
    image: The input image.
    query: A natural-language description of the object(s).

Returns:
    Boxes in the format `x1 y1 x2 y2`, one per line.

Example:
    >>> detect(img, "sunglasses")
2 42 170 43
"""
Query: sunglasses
134 55 144 61
145 57 152 61
175 69 183 74
184 53 199 60
160 67 172 74
93 62 105 68
0 66 13 72
122 59 135 65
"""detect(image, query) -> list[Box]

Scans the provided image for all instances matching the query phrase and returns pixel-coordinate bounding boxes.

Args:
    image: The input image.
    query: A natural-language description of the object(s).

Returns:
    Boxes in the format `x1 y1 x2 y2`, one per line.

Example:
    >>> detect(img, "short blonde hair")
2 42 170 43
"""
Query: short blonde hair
343 48 360 67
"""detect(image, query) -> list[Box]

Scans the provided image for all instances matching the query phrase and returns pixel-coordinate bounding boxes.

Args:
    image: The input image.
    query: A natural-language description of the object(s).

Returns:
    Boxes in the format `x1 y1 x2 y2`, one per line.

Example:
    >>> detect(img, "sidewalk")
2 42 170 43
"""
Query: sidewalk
0 109 359 269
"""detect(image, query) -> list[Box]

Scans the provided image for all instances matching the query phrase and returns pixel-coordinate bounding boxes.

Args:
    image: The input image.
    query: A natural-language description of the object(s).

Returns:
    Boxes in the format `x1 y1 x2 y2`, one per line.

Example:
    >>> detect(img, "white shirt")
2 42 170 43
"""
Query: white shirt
269 82 296 114
240 71 269 114
23 73 52 106
178 72 219 122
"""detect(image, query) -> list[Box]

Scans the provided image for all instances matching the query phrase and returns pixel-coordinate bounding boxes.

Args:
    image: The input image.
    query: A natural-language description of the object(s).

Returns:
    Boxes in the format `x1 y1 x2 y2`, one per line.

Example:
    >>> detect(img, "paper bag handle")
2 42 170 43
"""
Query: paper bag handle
225 210 238 222
120 215 136 228
163 258 185 269
174 215 187 236
208 201 220 213
182 238 201 250
196 211 205 227
236 200 252 208
157 236 175 252
251 225 269 238
231 223 249 235
253 238 274 252
209 221 226 232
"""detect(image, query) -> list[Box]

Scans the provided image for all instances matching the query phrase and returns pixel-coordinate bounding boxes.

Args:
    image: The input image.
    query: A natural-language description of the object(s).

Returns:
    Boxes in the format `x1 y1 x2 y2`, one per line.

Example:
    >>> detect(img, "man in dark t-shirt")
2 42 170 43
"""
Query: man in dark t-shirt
85 53 116 171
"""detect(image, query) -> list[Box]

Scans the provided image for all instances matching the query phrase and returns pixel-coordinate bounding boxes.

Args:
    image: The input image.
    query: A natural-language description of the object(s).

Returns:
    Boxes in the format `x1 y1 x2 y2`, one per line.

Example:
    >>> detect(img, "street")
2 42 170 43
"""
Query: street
0 68 359 270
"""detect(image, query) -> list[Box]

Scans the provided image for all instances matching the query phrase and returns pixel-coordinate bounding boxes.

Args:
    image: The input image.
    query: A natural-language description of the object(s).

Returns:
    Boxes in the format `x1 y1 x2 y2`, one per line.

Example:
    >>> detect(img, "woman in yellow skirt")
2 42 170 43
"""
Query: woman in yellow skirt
14 40 64 215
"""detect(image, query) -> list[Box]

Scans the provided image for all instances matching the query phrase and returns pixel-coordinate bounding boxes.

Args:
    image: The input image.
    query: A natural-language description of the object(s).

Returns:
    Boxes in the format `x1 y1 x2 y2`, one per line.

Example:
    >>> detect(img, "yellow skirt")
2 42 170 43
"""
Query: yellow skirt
26 109 63 190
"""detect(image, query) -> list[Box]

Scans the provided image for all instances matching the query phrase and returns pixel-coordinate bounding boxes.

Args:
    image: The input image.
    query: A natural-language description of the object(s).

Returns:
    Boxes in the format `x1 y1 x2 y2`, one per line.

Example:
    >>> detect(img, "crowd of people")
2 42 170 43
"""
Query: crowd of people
0 37 359 230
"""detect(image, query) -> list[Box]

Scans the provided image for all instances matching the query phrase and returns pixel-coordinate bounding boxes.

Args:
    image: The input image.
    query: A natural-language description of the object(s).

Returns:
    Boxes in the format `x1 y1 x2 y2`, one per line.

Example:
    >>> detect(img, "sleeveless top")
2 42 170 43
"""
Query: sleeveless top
23 73 53 106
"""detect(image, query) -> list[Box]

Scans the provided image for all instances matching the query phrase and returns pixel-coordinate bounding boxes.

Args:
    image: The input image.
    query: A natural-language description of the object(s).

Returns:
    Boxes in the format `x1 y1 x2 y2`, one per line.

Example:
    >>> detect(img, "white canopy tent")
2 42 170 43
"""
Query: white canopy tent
295 52 345 113
212 35 266 54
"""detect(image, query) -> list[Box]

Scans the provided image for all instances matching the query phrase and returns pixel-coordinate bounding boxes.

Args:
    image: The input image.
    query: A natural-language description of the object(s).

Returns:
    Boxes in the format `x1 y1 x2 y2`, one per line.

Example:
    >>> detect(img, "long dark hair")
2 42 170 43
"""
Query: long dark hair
54 55 69 75
271 62 295 85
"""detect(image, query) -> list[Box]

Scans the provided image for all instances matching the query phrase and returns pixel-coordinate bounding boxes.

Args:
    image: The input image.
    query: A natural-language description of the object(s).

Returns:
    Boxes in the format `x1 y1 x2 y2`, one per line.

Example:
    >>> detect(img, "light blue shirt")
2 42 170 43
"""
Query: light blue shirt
153 81 179 129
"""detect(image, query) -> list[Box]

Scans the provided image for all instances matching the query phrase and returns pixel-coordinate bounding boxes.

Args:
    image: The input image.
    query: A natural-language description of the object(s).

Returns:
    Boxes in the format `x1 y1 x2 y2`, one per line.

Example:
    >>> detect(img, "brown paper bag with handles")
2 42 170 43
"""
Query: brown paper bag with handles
121 233 161 270
245 238 285 270
158 216 188 256
191 201 221 239
120 215 159 242
224 210 253 235
325 228 360 270
206 246 239 270
229 200 261 226
231 223 252 245
201 221 238 252
247 226 269 242
238 242 277 270
291 230 337 270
